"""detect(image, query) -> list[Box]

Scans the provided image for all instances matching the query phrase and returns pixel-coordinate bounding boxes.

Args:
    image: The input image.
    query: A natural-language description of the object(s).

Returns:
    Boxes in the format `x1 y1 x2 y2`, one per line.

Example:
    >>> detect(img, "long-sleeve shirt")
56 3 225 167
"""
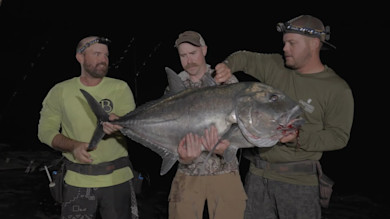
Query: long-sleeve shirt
225 51 354 185
38 77 136 187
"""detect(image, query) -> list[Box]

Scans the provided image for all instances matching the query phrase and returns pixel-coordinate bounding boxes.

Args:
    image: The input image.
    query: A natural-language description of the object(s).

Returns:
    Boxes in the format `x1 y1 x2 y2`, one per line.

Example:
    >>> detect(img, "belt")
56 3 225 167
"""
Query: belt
252 158 317 175
64 156 131 175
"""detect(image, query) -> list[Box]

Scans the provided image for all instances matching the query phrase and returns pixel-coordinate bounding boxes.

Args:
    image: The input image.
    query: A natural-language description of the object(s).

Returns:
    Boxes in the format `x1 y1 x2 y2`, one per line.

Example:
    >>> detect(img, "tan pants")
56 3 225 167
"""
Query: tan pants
168 171 247 219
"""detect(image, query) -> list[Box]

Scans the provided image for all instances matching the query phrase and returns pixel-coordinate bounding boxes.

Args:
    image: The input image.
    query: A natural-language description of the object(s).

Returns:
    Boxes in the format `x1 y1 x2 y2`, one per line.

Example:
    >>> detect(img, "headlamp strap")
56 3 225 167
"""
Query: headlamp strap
78 37 111 53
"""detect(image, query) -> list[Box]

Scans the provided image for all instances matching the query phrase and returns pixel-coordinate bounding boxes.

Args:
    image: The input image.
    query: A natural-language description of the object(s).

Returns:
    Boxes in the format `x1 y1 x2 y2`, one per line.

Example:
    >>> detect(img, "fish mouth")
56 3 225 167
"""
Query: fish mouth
277 105 305 135
277 117 305 136
238 104 304 147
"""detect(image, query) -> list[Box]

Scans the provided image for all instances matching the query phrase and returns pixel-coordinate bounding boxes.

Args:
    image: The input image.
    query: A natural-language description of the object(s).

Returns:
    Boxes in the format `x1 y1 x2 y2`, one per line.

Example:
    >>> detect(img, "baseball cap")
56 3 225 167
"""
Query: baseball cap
174 31 206 48
276 15 336 49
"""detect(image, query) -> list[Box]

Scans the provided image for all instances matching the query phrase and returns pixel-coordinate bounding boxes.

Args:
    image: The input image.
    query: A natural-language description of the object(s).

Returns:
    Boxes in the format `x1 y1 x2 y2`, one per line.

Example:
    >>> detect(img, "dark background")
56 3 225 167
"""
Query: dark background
0 1 388 218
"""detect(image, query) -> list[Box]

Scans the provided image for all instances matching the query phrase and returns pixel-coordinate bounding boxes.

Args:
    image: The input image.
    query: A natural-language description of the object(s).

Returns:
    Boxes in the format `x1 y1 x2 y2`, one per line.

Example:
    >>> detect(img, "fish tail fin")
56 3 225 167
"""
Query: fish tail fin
87 123 105 151
79 89 109 150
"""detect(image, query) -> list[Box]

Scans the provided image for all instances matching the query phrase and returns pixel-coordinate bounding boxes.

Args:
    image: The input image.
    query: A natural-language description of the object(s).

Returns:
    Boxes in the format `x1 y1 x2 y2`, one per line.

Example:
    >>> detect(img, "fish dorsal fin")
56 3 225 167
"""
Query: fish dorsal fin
165 67 218 96
165 67 186 95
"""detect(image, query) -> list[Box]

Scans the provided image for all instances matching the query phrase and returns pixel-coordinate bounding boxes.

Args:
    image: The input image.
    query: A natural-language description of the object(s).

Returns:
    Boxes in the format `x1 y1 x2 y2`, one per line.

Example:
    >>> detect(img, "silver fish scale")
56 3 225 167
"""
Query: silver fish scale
81 77 304 175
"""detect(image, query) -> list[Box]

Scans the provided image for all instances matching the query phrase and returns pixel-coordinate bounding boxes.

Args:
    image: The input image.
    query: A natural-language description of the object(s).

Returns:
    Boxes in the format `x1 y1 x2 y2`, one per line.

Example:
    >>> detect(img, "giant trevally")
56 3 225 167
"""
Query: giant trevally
80 67 304 175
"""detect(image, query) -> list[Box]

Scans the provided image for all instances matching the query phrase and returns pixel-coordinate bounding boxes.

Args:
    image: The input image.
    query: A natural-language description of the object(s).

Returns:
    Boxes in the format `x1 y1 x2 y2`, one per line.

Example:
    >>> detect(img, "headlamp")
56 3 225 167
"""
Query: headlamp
276 22 335 49
276 22 330 40
77 37 111 53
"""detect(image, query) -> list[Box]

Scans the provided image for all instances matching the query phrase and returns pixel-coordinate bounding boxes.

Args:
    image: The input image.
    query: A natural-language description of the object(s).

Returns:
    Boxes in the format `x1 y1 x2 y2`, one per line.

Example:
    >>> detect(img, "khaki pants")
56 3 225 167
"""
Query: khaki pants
168 171 247 219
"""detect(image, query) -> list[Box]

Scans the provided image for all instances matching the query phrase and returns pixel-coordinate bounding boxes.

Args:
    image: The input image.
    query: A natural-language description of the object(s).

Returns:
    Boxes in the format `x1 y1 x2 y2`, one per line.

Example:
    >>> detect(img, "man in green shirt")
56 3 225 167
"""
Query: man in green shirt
214 15 354 219
38 36 138 219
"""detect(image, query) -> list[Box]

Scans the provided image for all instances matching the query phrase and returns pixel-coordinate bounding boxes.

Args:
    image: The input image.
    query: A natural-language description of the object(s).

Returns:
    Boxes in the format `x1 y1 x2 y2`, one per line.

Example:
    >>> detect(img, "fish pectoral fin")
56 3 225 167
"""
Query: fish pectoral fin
160 153 179 175
249 137 278 147
223 146 239 163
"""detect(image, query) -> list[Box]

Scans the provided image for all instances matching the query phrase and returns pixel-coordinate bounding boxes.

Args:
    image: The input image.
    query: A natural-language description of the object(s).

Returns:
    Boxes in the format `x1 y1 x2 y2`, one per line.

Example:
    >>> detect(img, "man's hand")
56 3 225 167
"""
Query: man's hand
214 62 232 84
201 125 230 155
177 133 202 164
280 129 299 143
52 134 93 163
102 113 123 135
71 141 93 163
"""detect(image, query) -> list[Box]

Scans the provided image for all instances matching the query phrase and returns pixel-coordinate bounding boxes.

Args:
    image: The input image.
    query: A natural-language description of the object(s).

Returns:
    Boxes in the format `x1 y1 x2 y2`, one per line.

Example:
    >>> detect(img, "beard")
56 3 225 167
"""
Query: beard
84 62 108 78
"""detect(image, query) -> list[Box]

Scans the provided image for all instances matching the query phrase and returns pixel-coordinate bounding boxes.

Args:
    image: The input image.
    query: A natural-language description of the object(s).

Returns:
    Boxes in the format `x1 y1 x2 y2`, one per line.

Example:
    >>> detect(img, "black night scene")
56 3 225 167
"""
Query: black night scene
0 1 388 219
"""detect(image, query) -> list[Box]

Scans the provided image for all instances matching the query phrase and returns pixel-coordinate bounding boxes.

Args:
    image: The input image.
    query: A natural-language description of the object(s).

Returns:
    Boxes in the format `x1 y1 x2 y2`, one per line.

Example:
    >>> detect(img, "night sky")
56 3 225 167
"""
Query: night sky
0 1 387 203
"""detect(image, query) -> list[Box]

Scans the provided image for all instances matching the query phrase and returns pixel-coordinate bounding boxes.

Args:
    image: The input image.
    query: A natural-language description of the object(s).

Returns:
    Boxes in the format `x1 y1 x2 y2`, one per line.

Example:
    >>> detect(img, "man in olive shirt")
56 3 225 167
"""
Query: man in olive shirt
214 15 354 219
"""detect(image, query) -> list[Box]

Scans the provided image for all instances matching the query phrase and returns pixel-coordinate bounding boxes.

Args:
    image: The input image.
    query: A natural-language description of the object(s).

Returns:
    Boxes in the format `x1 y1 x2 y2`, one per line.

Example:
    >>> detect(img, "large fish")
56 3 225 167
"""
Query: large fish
80 67 304 175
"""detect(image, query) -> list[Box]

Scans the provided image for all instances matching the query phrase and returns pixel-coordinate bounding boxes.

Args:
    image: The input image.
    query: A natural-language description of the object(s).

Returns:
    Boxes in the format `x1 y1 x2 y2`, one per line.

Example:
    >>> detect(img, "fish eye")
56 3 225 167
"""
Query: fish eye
269 94 279 102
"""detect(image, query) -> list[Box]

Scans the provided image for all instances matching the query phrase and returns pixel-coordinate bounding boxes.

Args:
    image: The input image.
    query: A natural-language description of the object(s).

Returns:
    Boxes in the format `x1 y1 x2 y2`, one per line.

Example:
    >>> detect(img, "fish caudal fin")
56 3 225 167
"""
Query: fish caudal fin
87 123 105 151
79 89 110 150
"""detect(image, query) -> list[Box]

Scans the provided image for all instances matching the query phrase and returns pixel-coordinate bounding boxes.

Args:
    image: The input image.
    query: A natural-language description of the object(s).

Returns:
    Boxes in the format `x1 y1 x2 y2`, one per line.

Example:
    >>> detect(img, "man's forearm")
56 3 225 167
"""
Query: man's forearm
51 134 78 152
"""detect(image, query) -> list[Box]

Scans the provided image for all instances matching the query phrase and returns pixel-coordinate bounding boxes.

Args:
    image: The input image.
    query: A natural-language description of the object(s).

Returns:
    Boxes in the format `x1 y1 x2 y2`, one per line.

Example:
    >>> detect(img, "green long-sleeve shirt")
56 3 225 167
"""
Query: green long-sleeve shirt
225 51 354 185
38 77 136 188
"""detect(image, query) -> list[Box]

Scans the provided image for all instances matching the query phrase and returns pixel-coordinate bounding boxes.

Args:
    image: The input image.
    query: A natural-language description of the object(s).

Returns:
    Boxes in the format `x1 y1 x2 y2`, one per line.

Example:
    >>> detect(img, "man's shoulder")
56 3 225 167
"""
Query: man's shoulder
324 66 351 89
102 77 130 89
103 76 127 84
50 77 78 90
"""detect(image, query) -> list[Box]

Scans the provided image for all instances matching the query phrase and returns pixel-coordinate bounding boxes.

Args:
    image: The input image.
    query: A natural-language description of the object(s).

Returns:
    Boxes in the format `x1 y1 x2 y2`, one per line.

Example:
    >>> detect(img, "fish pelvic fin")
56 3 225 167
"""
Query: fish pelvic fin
79 89 110 150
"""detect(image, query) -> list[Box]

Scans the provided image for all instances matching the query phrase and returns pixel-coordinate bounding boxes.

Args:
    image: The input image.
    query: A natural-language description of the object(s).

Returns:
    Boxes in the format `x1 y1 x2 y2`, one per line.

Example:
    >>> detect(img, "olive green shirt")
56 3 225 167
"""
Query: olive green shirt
225 51 354 185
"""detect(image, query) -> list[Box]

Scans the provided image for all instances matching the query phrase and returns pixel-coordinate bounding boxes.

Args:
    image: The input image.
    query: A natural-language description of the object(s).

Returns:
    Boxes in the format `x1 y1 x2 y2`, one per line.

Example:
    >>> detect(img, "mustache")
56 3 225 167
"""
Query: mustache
184 63 198 69
97 62 108 67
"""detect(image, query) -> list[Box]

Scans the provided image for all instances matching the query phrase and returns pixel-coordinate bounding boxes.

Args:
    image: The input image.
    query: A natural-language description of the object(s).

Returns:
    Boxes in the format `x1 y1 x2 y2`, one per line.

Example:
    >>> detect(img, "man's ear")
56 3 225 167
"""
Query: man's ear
201 45 208 56
75 52 83 64
311 38 321 50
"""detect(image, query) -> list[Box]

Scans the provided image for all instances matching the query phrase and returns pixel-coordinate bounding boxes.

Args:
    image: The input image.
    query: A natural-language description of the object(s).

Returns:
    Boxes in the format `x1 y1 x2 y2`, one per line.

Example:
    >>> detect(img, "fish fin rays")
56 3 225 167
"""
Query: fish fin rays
223 146 239 163
88 123 105 151
200 70 218 87
165 67 186 95
202 125 243 170
165 66 217 96
160 155 179 175
79 89 110 150
250 138 279 147
80 89 109 122
121 130 179 175
149 145 178 175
